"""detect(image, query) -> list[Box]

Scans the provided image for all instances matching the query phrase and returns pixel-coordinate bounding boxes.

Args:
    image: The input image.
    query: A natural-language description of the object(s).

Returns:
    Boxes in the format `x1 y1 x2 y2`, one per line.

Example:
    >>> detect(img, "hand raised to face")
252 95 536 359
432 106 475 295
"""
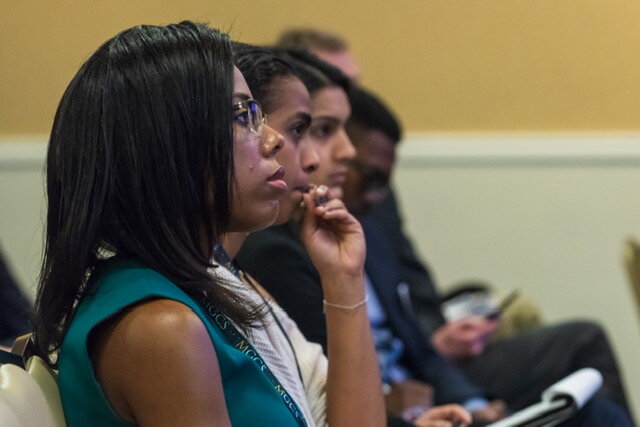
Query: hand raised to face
299 185 364 285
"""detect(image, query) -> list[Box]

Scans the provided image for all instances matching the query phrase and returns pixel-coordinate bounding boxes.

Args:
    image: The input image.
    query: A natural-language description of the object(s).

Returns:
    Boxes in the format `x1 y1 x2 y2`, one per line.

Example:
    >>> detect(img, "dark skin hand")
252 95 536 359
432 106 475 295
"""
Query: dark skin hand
414 404 472 427
299 189 386 426
432 316 500 359
471 400 509 423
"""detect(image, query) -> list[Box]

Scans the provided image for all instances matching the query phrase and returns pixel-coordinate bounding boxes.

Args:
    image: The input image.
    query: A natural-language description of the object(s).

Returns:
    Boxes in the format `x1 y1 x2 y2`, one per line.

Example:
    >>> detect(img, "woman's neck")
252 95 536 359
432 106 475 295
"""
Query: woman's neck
221 232 249 259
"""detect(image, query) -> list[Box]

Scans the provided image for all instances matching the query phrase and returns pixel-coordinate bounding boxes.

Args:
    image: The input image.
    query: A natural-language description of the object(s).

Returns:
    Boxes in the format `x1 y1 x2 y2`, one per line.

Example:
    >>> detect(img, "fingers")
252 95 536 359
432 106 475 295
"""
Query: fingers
314 197 344 213
302 183 331 210
318 209 351 223
415 404 472 426
469 340 486 356
449 320 485 339
485 316 501 332
306 184 329 206
300 184 329 208
305 186 354 223
315 199 349 220
486 400 508 420
434 318 494 358
300 192 319 238
456 316 489 329
453 316 498 338
471 400 508 422
413 421 451 427
431 404 473 424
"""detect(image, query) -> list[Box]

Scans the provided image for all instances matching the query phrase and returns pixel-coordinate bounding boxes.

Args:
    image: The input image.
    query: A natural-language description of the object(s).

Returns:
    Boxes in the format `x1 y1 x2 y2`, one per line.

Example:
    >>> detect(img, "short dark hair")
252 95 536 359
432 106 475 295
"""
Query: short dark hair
280 49 351 94
348 85 402 143
276 28 348 52
232 43 298 112
35 21 259 362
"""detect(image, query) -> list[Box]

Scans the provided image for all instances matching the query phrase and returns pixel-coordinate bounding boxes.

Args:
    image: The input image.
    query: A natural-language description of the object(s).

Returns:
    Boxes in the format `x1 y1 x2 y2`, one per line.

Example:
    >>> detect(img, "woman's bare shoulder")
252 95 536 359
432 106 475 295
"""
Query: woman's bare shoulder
92 298 231 426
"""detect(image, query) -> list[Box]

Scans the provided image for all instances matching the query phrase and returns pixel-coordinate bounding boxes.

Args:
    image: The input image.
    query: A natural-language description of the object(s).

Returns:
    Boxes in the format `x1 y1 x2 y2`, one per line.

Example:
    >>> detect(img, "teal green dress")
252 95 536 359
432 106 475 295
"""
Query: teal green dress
58 260 300 426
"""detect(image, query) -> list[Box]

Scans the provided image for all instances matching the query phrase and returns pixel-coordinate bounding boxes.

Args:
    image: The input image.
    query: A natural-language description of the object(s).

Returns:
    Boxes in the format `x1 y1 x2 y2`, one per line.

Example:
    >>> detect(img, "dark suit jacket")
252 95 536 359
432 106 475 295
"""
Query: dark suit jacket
368 190 446 336
367 189 633 417
237 218 484 405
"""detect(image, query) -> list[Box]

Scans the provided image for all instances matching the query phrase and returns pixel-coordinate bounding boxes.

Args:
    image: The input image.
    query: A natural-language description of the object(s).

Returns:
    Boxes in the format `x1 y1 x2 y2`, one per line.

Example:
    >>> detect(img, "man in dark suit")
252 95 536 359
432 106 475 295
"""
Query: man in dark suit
340 85 632 421
239 81 634 425
237 215 488 404
270 29 633 423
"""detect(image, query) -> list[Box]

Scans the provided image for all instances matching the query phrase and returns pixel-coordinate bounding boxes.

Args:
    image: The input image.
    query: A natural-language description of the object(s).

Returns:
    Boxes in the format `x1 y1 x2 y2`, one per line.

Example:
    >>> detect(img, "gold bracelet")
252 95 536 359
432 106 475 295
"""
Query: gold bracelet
323 294 369 313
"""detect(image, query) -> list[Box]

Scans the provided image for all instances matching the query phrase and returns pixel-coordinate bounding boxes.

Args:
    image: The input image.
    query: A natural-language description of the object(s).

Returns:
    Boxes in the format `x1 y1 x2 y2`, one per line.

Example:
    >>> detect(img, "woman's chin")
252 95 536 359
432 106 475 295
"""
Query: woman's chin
228 205 279 233
273 201 298 225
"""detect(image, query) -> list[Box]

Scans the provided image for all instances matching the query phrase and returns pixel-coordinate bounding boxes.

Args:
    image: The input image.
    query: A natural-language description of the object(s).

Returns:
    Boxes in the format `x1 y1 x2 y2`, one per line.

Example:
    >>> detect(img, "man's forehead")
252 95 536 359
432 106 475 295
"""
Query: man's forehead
312 49 361 81
355 129 395 155
354 129 396 174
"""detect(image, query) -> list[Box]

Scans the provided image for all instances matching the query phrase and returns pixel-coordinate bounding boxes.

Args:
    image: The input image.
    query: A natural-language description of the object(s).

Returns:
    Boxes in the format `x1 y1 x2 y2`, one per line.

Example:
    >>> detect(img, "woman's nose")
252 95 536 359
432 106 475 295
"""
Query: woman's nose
301 140 320 174
333 129 356 162
261 125 285 157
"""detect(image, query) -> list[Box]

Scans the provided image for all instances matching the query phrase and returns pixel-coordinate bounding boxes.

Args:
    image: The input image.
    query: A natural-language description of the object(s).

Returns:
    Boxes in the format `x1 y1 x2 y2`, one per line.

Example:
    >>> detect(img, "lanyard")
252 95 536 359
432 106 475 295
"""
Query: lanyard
202 246 308 427
215 243 306 385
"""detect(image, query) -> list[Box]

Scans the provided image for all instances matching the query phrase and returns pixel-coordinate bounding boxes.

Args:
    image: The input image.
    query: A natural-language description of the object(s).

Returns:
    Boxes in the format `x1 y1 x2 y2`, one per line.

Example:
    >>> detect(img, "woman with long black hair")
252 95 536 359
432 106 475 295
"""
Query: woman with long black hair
34 21 384 426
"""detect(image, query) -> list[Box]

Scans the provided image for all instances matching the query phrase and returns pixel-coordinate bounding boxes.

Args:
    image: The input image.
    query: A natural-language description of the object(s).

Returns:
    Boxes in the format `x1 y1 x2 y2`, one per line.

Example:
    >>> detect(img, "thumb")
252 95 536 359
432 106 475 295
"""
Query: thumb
300 185 329 234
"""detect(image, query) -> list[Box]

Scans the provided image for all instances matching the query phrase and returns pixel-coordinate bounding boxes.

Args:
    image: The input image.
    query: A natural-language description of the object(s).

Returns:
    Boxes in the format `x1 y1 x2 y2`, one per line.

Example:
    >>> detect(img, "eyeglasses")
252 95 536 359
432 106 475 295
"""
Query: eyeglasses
233 99 267 135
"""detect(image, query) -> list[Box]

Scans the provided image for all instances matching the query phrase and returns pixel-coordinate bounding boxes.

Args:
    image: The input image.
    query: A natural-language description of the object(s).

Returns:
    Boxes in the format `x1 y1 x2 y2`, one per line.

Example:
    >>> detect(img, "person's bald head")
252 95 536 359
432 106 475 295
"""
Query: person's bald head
276 28 362 81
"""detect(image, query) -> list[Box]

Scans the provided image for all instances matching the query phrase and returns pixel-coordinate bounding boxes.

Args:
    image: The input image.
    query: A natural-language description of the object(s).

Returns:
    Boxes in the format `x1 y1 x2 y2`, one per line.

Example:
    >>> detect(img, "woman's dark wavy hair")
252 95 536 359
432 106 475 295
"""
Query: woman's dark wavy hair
34 21 258 363
232 43 300 113
279 48 351 95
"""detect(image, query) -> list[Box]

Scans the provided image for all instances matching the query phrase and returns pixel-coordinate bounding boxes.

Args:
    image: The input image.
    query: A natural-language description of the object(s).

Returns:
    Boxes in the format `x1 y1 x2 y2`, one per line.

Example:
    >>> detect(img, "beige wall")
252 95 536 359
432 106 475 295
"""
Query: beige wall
2 0 640 134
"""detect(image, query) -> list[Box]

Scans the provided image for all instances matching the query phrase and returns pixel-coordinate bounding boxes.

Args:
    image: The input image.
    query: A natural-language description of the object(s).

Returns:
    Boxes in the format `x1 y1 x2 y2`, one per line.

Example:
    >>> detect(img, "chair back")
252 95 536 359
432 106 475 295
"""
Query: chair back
0 396 21 426
623 237 640 322
0 362 57 426
0 357 66 427
26 356 66 426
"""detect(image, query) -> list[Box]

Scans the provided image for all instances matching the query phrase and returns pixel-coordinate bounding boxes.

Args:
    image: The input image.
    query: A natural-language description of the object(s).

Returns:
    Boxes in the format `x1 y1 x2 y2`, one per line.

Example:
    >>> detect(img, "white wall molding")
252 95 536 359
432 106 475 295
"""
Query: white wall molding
3 131 640 169
0 136 48 169
399 131 640 168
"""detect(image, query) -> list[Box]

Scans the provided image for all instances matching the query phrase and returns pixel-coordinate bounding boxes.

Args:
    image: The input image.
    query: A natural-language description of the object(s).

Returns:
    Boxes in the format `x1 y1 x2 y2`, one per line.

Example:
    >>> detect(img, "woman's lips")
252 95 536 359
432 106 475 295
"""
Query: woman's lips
328 169 348 187
293 183 312 193
267 167 288 192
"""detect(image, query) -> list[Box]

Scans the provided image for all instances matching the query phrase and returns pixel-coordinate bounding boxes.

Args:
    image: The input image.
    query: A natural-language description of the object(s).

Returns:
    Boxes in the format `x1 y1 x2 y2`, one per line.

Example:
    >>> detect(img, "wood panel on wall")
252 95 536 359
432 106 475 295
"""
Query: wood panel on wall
2 0 640 135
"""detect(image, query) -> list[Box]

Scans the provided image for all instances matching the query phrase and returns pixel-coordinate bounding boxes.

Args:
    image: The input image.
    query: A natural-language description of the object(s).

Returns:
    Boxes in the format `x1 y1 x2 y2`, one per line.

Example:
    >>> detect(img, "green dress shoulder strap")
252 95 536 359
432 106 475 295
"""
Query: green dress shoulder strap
58 260 300 426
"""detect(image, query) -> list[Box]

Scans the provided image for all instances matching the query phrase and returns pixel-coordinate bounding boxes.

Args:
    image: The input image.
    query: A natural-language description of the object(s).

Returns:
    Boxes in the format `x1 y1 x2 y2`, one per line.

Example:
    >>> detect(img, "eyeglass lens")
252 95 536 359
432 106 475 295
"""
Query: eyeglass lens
233 99 266 135
247 99 265 134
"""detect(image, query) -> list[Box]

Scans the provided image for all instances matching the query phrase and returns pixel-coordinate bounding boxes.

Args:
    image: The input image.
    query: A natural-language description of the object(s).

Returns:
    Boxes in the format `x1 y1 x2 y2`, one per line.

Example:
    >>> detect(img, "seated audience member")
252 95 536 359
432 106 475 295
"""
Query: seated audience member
32 21 387 426
275 28 465 339
341 85 634 426
239 75 633 425
236 51 505 424
228 42 471 427
276 28 633 418
0 243 31 348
